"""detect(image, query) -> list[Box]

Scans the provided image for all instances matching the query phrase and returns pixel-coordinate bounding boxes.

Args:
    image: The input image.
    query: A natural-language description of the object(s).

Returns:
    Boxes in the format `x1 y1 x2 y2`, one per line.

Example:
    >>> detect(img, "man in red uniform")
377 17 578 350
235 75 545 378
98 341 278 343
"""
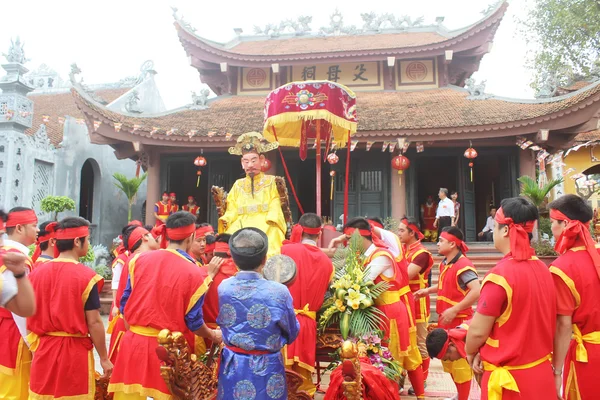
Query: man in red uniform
282 213 334 395
31 221 55 268
548 194 600 399
182 196 200 217
154 191 171 226
107 224 159 365
201 234 236 328
421 195 438 242
109 211 223 399
398 218 434 387
169 192 179 213
343 217 426 399
415 226 479 398
190 223 214 265
0 207 38 400
466 197 556 400
27 217 112 399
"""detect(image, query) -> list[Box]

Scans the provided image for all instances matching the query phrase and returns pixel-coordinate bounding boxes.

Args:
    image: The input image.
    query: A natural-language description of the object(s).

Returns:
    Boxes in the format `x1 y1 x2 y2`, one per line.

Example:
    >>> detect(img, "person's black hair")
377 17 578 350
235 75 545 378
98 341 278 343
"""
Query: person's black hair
6 206 34 236
299 213 322 239
401 216 421 236
206 234 217 245
144 225 153 231
214 233 232 258
55 217 90 253
0 209 7 227
343 217 372 240
38 221 54 251
451 191 458 196
548 194 593 223
166 211 197 244
426 328 449 359
197 222 212 228
498 197 538 240
122 224 144 252
441 226 464 242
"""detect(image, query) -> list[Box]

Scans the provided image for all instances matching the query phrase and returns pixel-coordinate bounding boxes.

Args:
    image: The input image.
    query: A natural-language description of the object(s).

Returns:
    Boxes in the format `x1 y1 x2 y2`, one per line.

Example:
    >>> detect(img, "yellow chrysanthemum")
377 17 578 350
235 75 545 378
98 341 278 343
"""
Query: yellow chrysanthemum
346 288 367 310
352 284 361 291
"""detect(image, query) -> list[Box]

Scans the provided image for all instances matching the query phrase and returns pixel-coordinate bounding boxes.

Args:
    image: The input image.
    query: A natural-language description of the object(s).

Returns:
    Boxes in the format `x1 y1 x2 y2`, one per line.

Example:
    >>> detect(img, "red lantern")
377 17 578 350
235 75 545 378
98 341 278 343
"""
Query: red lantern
327 153 339 165
261 158 272 172
464 146 478 182
391 155 410 186
194 156 207 187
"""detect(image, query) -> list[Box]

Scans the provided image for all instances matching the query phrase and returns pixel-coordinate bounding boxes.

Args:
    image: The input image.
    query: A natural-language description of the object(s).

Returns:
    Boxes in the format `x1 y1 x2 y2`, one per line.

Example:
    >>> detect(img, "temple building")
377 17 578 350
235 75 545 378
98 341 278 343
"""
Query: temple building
73 1 600 241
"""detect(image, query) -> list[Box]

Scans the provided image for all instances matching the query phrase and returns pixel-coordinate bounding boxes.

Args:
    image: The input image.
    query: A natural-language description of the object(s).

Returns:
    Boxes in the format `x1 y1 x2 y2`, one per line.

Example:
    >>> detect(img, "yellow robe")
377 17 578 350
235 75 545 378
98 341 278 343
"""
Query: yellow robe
219 173 286 257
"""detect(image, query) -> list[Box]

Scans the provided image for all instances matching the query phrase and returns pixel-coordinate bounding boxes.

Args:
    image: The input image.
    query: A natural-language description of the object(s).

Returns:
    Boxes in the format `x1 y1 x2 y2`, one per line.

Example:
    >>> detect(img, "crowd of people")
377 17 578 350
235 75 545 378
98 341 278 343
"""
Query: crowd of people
0 131 597 400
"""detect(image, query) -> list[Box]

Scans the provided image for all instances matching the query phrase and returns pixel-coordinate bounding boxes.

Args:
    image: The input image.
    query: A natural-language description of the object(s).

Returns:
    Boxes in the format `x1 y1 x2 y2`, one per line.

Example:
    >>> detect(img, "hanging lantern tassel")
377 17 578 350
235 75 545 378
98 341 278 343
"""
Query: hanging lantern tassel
135 160 141 178
196 170 202 188
330 170 336 200
469 161 473 182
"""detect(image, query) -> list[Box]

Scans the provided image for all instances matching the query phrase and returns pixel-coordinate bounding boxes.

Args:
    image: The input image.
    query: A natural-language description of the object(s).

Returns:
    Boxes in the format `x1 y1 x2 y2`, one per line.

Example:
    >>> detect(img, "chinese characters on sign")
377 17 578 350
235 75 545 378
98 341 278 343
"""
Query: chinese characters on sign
292 62 382 89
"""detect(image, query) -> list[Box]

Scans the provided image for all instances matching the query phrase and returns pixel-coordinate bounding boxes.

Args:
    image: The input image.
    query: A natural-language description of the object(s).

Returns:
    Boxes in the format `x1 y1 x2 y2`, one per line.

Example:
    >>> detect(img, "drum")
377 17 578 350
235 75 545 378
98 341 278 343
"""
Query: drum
263 254 297 286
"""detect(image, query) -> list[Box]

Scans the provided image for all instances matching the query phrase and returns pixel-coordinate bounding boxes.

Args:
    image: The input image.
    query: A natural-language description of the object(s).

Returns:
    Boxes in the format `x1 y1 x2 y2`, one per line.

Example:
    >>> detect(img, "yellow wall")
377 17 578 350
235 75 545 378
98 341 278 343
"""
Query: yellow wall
562 145 600 207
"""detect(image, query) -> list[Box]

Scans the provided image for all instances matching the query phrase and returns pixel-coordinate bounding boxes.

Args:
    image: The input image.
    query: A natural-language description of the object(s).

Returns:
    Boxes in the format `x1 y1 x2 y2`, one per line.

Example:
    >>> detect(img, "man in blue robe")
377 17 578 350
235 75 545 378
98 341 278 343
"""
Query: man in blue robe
217 227 300 399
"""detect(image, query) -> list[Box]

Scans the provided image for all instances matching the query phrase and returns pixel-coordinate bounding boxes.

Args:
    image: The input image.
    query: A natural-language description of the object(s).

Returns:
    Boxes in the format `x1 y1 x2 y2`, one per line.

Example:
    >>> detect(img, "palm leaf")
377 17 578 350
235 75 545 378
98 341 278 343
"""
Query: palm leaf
112 172 147 202
518 175 563 208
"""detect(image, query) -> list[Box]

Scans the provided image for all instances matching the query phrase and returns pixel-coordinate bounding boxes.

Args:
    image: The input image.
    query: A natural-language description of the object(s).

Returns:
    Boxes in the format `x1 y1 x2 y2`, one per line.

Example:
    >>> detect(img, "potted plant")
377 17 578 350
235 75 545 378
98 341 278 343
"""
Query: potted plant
40 196 76 221
112 172 147 223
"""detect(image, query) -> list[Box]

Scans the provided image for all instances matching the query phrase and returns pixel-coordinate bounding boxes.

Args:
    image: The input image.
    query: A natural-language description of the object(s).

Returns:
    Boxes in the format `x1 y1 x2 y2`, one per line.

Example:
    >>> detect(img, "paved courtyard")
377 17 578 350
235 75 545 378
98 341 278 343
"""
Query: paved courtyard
97 316 481 399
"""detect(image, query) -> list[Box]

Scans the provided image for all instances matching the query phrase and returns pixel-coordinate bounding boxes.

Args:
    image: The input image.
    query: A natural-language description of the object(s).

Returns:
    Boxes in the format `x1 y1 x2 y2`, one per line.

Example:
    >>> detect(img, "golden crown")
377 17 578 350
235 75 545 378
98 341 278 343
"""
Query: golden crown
228 132 279 156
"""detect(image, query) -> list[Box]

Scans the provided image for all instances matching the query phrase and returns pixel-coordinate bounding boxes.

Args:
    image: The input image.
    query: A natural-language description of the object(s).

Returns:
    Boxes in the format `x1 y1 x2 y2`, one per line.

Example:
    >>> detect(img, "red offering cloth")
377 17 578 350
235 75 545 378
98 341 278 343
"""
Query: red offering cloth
281 241 333 372
549 247 600 400
27 258 103 398
478 254 556 400
201 257 238 326
437 255 477 329
406 242 434 323
324 358 400 400
108 249 211 399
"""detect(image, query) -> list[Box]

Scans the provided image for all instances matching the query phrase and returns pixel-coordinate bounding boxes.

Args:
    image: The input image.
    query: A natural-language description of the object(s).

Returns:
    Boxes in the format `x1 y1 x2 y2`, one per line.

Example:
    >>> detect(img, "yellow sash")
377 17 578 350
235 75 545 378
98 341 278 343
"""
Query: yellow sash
483 354 550 400
294 304 316 320
572 325 600 363
26 331 88 352
129 325 161 337
375 286 410 306
106 313 123 334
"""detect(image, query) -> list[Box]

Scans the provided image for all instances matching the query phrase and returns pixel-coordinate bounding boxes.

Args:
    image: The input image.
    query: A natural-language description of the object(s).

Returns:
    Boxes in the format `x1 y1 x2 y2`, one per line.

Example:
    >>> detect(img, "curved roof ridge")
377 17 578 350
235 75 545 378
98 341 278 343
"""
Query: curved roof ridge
487 80 600 104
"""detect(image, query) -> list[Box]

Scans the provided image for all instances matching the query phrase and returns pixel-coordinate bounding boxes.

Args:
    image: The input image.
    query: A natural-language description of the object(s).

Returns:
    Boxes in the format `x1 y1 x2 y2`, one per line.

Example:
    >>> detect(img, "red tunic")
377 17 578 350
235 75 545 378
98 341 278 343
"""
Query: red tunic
478 255 556 400
437 255 477 329
170 204 180 213
281 241 333 372
27 258 103 398
0 246 34 377
366 248 413 360
154 201 170 226
33 256 52 270
108 249 211 399
107 253 134 364
406 242 434 323
182 204 199 215
421 202 437 231
549 247 600 400
107 253 128 327
201 257 238 326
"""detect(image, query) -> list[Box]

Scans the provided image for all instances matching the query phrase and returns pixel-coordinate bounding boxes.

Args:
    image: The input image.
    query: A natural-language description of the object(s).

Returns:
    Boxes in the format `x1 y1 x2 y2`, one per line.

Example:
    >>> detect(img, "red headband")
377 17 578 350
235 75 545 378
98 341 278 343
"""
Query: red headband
290 224 322 243
436 328 468 359
494 207 535 261
214 242 230 255
344 227 388 249
368 220 384 230
129 220 143 227
32 229 56 263
188 196 194 201
195 226 214 238
48 224 90 258
169 193 176 197
205 242 216 253
162 192 169 196
0 217 4 231
550 209 600 277
127 227 149 251
6 210 38 228
440 232 469 254
156 223 196 249
401 219 425 240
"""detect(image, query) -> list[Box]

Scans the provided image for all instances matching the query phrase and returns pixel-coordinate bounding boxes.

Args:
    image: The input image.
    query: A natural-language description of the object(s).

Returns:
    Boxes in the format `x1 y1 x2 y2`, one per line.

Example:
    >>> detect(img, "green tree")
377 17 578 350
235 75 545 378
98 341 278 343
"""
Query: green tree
518 175 563 242
41 196 76 221
521 0 600 89
112 172 147 222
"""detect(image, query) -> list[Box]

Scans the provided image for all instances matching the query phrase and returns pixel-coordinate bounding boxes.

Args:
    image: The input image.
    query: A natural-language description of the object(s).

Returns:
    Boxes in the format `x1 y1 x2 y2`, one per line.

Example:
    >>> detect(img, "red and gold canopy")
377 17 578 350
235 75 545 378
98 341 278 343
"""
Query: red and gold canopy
263 80 358 147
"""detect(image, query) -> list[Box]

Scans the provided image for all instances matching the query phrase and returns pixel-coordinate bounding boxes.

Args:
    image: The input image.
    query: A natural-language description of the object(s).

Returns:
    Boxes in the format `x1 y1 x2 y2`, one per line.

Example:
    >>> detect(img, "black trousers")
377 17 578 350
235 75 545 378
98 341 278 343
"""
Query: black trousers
437 216 452 238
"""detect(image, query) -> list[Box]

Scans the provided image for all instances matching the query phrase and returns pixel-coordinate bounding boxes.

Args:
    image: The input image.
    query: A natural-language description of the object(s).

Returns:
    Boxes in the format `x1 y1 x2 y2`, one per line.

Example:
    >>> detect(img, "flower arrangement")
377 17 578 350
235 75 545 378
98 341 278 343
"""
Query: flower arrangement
319 232 389 339
354 332 404 381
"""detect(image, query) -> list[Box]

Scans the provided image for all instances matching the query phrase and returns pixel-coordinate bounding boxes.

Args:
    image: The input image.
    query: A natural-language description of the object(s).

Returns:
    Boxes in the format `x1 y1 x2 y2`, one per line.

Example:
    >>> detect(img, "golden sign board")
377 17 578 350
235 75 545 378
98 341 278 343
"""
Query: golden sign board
290 62 382 89
239 67 273 92
397 59 437 88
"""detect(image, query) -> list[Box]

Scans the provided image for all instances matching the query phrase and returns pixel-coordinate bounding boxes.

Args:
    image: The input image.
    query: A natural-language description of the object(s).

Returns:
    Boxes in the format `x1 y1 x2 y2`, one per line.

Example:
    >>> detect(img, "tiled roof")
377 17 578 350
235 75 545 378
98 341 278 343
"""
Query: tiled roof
26 89 129 146
574 129 600 143
72 82 600 144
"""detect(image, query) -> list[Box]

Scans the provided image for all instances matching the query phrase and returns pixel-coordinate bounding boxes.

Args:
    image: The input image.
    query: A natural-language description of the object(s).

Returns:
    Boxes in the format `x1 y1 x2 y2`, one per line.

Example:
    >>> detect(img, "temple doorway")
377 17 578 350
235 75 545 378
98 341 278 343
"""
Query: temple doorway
79 159 96 222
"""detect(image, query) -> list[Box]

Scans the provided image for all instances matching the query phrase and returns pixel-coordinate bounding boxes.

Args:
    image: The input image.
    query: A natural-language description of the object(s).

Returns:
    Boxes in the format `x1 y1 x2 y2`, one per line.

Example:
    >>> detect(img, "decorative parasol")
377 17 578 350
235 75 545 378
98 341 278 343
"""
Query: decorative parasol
263 80 358 220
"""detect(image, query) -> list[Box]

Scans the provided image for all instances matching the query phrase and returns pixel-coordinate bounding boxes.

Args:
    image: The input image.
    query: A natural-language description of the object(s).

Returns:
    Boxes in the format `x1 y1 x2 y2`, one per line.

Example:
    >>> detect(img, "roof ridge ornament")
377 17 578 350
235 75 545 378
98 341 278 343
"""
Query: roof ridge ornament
319 9 358 36
481 0 504 15
189 88 210 110
464 78 491 100
69 63 110 105
253 16 312 37
535 71 559 99
171 6 197 33
361 12 424 32
2 36 29 64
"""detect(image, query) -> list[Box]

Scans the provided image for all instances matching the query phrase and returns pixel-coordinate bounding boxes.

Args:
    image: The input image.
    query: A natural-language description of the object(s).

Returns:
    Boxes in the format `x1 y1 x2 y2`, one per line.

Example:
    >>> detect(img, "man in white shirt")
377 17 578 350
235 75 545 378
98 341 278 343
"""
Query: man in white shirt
477 207 497 242
434 188 455 239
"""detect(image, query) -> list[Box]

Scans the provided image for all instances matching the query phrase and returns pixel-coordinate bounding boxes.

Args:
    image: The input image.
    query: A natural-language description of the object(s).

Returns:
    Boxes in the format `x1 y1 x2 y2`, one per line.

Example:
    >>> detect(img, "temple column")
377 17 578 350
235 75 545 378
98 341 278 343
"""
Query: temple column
519 149 536 178
145 150 160 225
391 174 406 220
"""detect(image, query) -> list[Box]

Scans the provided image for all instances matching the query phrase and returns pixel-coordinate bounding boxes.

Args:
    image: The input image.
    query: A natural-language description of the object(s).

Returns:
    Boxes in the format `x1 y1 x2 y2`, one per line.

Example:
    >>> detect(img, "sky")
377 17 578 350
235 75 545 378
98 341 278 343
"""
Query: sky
1 0 536 109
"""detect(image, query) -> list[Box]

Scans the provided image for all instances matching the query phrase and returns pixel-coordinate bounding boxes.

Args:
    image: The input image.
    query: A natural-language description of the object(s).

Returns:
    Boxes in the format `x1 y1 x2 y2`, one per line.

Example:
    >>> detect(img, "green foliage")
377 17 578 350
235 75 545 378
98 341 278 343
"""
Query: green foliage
112 172 147 222
27 244 35 257
518 175 563 209
533 240 558 257
538 216 552 238
92 263 112 281
79 245 95 264
383 217 399 234
521 0 600 89
41 196 76 221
